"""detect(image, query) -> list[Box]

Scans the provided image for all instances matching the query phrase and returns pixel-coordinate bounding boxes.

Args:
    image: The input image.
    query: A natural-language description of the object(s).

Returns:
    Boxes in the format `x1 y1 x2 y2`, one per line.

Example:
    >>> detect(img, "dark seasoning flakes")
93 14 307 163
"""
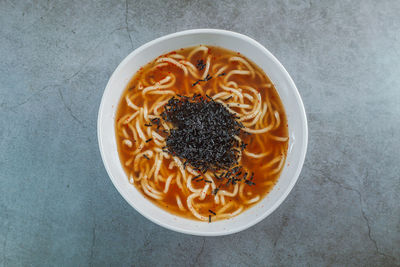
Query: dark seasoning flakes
192 74 213 86
196 59 206 70
160 94 247 172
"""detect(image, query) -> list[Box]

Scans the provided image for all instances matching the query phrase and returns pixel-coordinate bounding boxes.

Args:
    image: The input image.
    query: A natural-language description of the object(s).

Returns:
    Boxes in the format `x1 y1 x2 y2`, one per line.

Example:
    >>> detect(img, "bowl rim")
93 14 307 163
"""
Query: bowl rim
98 28 308 236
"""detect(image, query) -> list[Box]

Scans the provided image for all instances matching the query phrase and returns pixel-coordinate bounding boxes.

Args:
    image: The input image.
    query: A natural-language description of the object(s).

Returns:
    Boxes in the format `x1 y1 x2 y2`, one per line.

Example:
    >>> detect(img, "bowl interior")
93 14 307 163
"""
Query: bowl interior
98 29 307 236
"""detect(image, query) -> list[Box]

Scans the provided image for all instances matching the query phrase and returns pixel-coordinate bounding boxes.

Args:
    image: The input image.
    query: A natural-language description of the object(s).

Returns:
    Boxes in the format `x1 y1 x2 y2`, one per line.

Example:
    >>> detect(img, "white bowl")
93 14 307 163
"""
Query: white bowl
98 29 308 236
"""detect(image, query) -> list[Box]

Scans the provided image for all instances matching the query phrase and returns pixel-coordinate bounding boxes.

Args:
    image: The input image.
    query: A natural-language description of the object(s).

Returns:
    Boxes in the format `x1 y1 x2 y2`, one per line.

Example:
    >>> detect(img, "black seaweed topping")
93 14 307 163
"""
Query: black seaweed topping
192 174 201 180
192 75 213 87
161 96 245 172
191 93 201 101
240 142 248 151
204 74 212 81
214 174 222 180
197 59 206 70
245 180 256 186
212 188 220 195
250 172 254 181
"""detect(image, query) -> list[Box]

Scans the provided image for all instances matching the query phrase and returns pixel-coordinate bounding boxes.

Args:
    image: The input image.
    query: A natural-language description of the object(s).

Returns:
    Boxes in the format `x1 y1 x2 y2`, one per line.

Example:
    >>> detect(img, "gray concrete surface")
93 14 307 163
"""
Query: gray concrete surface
1 0 399 266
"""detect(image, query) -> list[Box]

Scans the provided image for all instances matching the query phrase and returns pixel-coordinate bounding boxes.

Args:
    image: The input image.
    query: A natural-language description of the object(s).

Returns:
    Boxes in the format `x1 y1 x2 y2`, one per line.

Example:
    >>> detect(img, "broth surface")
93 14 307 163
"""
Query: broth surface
115 45 288 221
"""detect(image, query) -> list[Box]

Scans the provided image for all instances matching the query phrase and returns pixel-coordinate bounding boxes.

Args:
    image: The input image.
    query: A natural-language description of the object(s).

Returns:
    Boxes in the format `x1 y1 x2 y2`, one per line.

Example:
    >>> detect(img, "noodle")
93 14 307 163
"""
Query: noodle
156 58 188 76
224 70 251 83
201 55 211 80
163 174 174 193
176 194 185 210
229 56 255 78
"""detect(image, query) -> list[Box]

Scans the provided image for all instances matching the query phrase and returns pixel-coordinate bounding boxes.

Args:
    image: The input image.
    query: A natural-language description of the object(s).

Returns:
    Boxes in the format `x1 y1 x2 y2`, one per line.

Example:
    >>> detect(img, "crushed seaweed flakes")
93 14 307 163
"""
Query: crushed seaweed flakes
250 172 254 181
245 180 256 186
161 96 245 172
212 188 220 195
192 174 201 180
196 59 206 70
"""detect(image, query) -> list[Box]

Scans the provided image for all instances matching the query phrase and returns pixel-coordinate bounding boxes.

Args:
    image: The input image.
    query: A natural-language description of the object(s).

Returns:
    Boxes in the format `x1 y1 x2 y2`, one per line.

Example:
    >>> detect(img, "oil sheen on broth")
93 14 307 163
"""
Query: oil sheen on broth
115 45 288 221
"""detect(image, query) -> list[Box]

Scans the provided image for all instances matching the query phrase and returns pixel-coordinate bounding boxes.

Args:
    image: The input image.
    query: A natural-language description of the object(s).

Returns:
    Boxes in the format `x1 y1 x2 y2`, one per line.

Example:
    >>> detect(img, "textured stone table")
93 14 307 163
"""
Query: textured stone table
1 0 399 266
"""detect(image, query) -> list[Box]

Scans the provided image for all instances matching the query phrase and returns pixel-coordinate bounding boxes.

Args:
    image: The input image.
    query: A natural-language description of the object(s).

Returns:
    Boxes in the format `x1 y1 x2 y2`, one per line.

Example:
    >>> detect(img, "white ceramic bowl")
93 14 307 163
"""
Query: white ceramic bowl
98 29 307 236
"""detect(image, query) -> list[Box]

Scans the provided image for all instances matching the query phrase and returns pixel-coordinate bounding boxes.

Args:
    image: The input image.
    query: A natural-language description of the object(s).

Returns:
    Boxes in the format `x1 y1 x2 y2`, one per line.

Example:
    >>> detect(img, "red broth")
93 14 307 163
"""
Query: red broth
115 45 288 221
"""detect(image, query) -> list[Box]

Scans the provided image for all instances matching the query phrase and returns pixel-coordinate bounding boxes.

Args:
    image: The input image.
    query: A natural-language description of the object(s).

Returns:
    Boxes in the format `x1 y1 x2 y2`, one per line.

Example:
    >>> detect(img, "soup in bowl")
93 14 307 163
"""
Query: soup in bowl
98 29 307 236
